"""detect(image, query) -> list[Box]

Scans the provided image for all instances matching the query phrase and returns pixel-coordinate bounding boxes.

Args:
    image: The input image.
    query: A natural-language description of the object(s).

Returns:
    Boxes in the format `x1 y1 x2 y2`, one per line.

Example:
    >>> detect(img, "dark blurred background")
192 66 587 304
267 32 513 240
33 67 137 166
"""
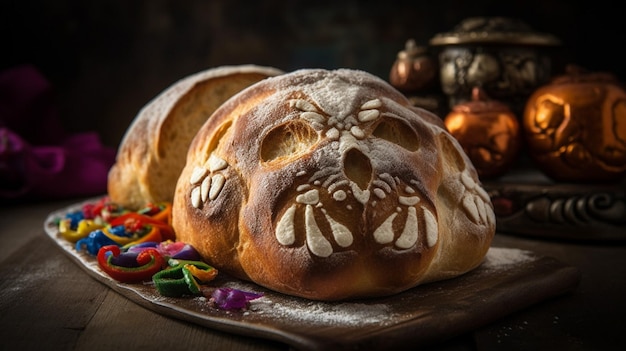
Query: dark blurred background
1 0 623 148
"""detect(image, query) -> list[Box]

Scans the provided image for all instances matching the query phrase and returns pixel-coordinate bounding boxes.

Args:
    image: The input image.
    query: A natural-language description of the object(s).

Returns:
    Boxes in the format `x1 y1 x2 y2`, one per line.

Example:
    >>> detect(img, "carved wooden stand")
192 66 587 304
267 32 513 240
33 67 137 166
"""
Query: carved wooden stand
484 166 626 242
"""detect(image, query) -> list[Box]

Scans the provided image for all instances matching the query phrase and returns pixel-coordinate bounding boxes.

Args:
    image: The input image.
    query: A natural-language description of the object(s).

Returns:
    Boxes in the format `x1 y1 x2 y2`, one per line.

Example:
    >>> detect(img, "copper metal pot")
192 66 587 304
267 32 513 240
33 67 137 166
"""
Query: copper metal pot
444 87 521 179
523 65 626 182
389 39 437 93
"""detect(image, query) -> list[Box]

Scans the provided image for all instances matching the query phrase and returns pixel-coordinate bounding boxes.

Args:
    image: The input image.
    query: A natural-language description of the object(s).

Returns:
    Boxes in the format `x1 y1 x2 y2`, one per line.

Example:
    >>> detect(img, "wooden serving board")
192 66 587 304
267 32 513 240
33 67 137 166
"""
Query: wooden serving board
44 199 581 351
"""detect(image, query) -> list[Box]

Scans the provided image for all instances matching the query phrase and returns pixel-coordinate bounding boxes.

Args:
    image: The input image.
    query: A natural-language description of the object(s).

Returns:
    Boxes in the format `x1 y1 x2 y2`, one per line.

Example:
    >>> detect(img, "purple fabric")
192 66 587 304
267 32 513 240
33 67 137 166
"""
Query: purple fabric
0 65 116 200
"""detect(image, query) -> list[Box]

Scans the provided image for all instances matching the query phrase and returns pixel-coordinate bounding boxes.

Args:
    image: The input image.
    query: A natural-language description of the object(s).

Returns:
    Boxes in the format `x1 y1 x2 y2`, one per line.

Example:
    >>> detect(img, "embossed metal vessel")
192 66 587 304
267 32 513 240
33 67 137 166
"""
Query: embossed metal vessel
430 17 561 115
444 87 521 179
523 65 626 182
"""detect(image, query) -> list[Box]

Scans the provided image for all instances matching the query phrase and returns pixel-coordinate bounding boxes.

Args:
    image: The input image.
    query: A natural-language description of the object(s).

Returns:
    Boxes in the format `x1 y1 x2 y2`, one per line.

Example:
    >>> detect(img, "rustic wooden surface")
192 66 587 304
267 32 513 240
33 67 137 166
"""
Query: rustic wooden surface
1 196 625 350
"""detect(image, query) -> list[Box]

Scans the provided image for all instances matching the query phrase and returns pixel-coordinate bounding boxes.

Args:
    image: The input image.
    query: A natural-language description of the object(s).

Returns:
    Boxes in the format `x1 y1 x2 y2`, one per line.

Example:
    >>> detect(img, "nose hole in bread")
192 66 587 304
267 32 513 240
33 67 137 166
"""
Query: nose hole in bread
261 120 318 164
343 148 372 191
372 117 419 151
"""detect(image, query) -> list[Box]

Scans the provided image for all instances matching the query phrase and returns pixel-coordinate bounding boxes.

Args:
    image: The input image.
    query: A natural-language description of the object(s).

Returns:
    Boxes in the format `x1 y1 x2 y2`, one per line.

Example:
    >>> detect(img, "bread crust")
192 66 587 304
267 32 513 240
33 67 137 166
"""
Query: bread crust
172 68 496 301
107 65 283 209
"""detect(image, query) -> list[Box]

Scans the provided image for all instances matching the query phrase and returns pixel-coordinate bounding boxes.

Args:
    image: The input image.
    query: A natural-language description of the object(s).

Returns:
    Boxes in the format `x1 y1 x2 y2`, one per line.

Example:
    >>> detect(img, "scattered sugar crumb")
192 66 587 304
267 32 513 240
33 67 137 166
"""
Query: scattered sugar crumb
482 247 533 270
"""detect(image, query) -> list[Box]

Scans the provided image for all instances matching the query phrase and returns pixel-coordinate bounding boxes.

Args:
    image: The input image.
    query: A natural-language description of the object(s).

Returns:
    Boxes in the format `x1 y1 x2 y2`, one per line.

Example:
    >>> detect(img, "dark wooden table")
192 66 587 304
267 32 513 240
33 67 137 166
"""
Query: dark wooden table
1 196 625 351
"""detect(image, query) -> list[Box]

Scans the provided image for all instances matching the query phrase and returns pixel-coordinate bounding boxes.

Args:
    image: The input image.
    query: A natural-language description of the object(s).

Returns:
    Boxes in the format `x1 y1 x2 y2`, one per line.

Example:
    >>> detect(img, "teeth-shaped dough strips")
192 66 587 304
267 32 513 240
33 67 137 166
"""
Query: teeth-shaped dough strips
172 68 496 301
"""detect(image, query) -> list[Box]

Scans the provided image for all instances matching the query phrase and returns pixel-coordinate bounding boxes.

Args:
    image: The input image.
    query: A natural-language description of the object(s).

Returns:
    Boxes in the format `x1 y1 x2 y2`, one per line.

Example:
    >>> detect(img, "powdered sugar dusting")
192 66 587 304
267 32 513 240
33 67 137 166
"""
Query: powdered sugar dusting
482 247 533 270
250 298 395 326
270 69 401 122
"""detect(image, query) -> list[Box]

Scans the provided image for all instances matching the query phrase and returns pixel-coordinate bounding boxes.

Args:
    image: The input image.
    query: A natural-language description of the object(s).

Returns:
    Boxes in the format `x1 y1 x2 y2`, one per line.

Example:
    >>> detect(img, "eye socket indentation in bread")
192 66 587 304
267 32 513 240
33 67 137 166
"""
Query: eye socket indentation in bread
260 120 319 164
438 131 467 173
200 120 233 163
372 116 420 152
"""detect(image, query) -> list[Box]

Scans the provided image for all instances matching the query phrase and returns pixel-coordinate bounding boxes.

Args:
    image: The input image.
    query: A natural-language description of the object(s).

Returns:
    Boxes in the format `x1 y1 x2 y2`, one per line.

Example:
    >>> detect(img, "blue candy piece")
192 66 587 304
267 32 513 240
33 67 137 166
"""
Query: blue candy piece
75 230 119 256
65 211 85 230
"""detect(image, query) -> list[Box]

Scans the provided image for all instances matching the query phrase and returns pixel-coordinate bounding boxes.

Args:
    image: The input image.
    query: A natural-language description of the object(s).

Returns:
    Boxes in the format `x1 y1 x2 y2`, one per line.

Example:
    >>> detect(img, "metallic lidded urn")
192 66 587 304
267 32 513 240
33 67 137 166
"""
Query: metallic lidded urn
430 17 561 115
523 65 626 182
444 87 521 179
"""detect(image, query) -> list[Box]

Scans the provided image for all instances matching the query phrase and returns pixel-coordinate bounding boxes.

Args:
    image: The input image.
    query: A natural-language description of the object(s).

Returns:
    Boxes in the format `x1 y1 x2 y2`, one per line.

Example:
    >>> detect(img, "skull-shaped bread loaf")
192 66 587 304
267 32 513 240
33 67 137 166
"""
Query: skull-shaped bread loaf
172 69 496 301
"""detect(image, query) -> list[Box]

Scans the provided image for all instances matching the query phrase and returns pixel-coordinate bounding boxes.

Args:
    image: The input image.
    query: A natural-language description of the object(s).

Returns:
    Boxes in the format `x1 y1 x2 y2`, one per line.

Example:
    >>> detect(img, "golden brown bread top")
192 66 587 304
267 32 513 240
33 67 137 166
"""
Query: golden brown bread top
173 68 496 300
